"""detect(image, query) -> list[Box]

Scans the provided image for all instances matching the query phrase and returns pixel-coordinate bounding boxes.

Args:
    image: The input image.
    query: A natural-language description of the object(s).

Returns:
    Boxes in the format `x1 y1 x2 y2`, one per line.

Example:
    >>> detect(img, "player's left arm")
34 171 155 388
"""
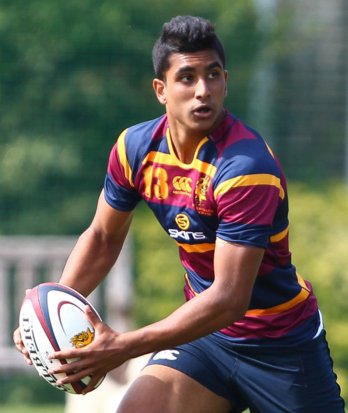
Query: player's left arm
131 239 264 347
212 238 264 323
136 238 264 344
101 240 264 363
117 241 264 357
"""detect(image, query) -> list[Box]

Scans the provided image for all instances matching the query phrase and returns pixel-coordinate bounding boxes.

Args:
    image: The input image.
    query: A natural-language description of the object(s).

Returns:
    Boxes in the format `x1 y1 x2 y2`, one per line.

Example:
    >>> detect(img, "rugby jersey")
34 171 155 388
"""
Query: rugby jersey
104 111 320 345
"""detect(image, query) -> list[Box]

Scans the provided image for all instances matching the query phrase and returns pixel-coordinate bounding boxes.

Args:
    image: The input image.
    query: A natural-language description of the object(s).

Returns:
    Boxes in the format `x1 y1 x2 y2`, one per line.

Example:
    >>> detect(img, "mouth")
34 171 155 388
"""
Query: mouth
192 105 213 119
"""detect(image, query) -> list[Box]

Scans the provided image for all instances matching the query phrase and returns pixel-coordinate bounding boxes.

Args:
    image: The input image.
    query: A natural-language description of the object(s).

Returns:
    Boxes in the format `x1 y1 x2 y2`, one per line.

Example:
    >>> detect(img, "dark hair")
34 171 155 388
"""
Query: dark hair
152 15 225 80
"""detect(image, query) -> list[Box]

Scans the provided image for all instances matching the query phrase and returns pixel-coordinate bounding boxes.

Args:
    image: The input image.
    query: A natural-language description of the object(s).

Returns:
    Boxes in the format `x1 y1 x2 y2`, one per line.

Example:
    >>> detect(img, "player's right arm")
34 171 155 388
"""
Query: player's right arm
13 189 134 363
58 189 134 296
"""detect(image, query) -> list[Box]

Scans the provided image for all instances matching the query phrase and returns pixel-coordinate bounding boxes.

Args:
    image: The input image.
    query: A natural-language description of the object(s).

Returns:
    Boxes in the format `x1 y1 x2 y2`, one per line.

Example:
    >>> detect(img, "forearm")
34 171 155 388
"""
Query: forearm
120 283 243 359
119 243 263 360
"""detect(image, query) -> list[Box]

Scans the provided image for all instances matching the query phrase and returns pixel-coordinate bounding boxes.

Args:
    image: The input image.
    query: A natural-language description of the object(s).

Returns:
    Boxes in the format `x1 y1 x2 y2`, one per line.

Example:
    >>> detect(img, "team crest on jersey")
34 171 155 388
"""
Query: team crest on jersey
172 176 192 196
194 176 214 216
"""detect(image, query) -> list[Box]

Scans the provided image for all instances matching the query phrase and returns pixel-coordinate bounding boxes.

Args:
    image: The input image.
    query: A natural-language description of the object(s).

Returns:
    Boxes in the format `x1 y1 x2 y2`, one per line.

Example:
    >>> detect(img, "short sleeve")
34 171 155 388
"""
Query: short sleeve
104 132 141 211
214 153 284 248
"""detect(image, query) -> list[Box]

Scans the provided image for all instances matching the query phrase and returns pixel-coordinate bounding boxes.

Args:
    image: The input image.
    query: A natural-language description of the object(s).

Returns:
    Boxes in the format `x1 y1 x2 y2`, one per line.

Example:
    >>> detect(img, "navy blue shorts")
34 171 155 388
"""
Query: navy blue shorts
147 331 345 413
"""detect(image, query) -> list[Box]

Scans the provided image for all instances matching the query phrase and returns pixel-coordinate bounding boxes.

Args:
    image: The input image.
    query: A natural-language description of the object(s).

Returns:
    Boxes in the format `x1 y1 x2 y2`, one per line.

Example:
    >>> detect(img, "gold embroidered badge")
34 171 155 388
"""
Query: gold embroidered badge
70 327 94 348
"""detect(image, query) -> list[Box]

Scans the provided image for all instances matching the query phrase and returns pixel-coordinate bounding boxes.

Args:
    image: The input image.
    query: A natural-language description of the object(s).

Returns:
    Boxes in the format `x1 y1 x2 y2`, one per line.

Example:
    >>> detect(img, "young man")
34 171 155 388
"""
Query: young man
14 16 345 413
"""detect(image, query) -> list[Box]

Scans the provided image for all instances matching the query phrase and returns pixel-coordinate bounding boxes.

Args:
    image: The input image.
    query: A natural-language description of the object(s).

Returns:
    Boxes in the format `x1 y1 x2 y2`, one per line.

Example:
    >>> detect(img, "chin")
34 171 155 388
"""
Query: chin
192 119 218 134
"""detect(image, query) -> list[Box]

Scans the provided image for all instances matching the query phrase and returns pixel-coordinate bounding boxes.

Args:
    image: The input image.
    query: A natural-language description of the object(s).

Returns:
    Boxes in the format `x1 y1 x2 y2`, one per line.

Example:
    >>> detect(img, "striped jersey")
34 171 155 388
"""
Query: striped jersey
104 111 320 345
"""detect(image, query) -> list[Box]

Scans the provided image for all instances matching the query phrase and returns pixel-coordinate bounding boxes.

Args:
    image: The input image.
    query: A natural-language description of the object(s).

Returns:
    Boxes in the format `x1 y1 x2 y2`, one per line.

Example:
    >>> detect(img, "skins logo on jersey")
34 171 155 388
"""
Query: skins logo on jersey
169 213 206 241
175 213 190 230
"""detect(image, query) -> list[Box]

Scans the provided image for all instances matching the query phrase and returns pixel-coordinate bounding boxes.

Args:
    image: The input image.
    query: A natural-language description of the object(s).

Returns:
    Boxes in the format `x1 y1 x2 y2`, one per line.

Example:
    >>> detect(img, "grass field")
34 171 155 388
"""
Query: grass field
0 405 64 413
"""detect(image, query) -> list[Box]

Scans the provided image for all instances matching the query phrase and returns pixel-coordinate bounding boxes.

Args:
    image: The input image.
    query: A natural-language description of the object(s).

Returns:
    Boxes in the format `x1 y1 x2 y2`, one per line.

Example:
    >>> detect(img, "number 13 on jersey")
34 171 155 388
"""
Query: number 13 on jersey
143 166 169 200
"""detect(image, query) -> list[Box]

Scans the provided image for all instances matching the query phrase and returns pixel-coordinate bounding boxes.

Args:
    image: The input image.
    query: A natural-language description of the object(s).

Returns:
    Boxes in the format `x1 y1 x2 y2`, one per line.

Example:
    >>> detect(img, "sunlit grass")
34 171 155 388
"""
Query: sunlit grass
0 405 64 413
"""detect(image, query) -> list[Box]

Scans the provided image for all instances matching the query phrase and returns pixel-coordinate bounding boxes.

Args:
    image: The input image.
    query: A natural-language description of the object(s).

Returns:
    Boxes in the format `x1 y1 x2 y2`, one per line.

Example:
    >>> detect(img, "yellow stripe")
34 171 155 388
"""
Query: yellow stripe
270 226 289 243
214 173 285 200
166 129 210 166
185 271 310 318
265 142 275 159
246 273 310 317
143 151 217 177
142 129 217 178
192 158 217 177
185 273 199 296
177 242 215 253
186 269 309 317
117 129 134 187
143 151 177 166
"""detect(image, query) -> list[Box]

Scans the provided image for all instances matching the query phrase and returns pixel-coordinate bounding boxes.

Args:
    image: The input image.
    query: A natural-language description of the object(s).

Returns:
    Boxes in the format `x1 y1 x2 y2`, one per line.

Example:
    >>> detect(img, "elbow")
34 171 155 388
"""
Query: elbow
204 282 252 330
84 225 120 249
217 296 250 327
225 305 247 326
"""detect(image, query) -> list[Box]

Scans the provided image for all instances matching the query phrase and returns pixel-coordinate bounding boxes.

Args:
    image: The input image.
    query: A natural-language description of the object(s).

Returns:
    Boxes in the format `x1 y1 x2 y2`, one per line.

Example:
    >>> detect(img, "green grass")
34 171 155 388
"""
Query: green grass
0 405 64 413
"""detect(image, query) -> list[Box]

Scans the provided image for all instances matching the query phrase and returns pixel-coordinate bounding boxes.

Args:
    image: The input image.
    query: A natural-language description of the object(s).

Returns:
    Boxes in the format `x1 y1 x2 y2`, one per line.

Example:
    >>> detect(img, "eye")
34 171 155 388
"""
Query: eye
208 70 221 79
180 74 194 83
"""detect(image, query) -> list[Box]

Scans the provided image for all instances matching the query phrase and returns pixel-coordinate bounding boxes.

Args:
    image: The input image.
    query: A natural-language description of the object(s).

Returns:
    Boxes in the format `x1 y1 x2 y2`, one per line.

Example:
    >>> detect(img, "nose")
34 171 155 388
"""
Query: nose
195 78 210 100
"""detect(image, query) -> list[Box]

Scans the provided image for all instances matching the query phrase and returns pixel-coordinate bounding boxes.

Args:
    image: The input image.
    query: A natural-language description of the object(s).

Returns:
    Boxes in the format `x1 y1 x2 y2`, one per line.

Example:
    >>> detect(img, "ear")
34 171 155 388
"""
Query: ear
224 70 228 96
153 78 167 105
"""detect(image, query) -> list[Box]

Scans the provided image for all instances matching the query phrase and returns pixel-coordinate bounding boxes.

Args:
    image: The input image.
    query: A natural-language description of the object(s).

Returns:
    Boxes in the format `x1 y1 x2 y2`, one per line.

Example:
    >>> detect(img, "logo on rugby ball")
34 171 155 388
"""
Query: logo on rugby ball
70 327 94 348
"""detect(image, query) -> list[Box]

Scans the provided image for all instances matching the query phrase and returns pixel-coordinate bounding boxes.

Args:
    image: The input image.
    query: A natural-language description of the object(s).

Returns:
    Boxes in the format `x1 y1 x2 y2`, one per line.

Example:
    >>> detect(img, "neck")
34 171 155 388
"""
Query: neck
166 112 225 164
168 127 204 164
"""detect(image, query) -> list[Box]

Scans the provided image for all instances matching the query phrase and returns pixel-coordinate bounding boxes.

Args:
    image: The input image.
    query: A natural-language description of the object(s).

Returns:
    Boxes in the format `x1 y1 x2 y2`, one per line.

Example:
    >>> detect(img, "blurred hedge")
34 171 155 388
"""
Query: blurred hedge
289 182 348 397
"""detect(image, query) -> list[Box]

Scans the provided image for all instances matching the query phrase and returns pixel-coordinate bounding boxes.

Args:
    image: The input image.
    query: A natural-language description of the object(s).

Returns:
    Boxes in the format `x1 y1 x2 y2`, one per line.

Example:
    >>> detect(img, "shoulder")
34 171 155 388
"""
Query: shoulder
212 113 281 179
111 114 166 164
122 115 167 147
107 115 168 187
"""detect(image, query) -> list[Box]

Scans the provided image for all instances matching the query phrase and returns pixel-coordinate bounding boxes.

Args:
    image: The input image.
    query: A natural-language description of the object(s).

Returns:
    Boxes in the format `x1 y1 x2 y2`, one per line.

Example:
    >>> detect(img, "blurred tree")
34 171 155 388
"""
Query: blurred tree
0 0 261 234
271 0 347 182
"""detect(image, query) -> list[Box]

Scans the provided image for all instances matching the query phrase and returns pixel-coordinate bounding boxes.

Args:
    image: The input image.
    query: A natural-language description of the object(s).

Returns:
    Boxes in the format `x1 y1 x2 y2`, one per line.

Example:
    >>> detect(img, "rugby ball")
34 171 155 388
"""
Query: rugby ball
19 282 104 394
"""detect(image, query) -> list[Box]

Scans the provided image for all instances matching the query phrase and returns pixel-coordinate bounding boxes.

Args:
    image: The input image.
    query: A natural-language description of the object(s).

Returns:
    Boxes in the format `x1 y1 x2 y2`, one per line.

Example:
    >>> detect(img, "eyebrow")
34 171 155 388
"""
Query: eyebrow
175 61 223 75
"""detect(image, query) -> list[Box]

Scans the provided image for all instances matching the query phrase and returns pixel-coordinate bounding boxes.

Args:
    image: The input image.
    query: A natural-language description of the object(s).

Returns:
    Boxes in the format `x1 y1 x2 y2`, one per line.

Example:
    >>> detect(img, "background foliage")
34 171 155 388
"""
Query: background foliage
0 0 347 409
0 0 261 234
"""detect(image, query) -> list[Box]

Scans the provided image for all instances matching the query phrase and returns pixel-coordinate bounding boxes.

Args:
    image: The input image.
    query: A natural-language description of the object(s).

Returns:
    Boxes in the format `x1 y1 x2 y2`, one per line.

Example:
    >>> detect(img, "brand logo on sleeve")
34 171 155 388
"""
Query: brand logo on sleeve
153 350 180 361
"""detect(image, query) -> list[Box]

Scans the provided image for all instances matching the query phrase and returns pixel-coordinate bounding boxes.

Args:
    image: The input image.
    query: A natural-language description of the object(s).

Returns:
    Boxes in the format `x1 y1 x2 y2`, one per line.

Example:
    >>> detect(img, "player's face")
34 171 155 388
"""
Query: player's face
153 50 228 139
